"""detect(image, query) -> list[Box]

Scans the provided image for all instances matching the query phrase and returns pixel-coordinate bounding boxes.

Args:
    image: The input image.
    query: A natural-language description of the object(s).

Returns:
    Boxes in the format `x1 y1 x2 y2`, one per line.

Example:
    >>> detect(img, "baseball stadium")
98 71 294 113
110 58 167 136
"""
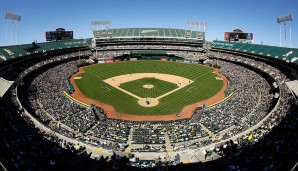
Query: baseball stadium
1 4 298 171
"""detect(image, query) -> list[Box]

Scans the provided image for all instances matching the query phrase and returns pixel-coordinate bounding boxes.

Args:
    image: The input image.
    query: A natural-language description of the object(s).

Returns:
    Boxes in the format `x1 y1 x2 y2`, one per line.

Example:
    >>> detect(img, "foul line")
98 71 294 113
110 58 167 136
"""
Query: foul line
207 92 234 108
63 91 90 107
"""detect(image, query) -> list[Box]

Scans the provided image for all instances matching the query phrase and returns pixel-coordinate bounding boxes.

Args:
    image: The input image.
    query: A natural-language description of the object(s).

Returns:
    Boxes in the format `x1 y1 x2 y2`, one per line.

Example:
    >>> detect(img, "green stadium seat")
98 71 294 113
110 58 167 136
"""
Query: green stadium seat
238 43 251 52
212 41 225 48
93 28 204 40
157 28 165 37
253 45 270 55
247 44 262 54
127 28 134 36
222 42 235 49
122 28 129 37
0 49 11 61
6 46 28 57
176 29 182 37
191 31 197 38
0 39 88 63
164 29 171 37
171 29 178 37
231 42 245 50
211 39 298 65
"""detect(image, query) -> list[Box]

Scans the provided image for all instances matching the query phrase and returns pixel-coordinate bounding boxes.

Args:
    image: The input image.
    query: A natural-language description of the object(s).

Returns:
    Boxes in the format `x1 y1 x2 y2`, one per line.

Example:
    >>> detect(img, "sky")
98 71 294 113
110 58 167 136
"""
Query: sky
0 0 297 48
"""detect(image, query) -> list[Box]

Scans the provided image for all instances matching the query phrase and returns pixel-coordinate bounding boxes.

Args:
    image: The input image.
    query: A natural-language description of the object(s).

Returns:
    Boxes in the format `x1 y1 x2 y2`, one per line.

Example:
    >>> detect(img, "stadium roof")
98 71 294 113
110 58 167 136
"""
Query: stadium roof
0 77 14 97
93 28 205 39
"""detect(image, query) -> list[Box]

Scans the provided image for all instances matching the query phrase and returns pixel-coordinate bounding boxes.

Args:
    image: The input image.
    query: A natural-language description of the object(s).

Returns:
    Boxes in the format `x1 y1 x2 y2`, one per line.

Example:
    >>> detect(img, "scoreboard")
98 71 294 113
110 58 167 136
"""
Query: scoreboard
224 32 253 42
45 30 73 41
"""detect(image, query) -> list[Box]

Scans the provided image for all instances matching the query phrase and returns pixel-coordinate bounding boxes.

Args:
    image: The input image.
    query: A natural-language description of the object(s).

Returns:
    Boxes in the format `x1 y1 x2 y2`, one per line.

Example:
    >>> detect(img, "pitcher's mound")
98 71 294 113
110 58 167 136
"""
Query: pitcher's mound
138 98 159 107
143 84 154 89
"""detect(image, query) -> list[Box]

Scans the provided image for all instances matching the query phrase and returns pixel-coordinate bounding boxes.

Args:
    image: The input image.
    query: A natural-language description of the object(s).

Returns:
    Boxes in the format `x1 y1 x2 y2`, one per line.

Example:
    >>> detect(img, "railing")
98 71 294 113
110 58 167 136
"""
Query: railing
0 162 7 171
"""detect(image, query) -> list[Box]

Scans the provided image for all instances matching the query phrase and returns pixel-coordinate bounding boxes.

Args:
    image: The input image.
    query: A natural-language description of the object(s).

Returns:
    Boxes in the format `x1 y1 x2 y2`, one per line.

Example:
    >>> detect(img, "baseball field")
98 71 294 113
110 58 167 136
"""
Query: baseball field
74 61 224 116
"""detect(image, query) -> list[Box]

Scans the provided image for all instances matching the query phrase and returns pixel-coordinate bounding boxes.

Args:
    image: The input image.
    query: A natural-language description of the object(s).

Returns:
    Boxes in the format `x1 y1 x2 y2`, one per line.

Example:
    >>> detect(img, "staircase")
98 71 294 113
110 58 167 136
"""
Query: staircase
125 128 134 152
199 123 215 138
164 132 173 152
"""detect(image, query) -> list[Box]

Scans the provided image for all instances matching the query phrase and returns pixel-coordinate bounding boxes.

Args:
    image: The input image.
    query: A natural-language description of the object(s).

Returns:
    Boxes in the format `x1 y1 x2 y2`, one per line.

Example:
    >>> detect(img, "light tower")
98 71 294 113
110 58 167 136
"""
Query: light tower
277 13 293 47
188 21 207 50
188 21 207 32
91 20 110 31
5 12 21 45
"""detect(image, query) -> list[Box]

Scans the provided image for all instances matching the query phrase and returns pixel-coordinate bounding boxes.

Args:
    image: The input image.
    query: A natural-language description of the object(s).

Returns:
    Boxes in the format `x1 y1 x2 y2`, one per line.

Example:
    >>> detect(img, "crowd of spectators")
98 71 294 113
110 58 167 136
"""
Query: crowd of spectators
85 119 131 143
131 144 167 152
94 44 206 61
98 44 202 51
17 51 286 152
211 97 297 170
18 54 214 152
201 59 272 138
0 52 95 170
1 46 296 170
166 120 209 143
206 51 297 170
212 52 293 139
127 153 182 169
132 123 165 144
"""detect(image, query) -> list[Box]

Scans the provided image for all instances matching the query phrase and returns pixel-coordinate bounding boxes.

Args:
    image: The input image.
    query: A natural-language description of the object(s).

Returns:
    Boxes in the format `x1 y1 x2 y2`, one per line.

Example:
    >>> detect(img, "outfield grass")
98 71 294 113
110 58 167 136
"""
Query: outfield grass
119 77 178 98
74 61 223 115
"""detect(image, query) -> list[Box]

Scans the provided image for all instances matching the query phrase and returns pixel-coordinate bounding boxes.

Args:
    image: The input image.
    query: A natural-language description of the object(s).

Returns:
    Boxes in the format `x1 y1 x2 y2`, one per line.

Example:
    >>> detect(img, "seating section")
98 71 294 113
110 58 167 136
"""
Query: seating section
210 40 298 64
131 50 167 55
93 28 205 39
0 39 89 63
132 126 165 144
166 121 208 143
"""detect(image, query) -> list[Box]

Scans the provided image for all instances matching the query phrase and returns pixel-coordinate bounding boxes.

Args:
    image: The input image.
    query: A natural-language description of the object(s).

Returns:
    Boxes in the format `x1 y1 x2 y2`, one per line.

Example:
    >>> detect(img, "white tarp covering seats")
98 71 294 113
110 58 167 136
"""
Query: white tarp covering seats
0 77 14 97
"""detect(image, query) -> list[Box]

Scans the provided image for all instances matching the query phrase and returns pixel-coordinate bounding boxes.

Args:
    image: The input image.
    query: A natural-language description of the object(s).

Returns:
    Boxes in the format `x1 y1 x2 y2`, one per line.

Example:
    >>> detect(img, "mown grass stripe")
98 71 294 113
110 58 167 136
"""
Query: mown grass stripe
75 61 223 115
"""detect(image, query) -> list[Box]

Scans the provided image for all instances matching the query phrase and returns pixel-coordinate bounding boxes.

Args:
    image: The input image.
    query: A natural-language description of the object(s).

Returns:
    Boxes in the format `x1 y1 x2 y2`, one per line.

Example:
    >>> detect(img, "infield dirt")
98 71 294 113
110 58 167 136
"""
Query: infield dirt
70 65 227 121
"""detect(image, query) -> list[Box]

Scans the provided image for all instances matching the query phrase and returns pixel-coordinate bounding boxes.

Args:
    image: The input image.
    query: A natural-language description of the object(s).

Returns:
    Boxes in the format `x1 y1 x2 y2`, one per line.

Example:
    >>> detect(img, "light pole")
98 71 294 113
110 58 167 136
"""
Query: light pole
5 12 21 45
91 20 110 31
277 13 293 47
188 21 207 39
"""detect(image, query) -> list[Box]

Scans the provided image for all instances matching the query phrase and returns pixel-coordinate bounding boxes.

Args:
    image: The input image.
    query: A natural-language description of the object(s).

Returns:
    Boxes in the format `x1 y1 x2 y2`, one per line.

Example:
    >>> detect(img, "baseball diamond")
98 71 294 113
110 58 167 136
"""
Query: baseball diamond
72 60 225 117
0 2 297 170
